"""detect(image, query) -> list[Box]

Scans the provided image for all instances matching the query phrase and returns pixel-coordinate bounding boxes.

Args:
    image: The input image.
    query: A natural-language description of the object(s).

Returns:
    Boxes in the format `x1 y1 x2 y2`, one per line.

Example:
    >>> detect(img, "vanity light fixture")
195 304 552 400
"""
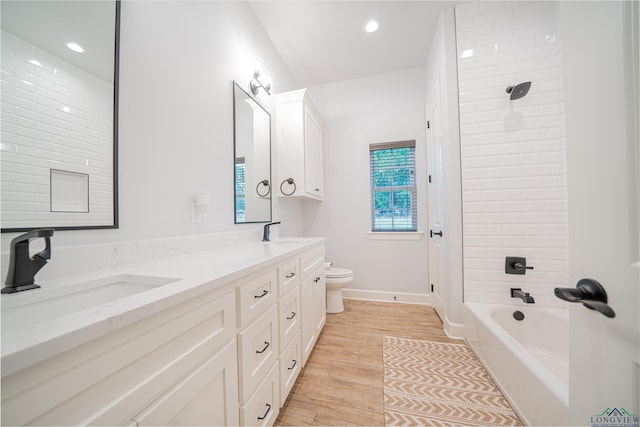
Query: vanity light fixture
65 42 84 53
250 70 271 96
364 19 379 33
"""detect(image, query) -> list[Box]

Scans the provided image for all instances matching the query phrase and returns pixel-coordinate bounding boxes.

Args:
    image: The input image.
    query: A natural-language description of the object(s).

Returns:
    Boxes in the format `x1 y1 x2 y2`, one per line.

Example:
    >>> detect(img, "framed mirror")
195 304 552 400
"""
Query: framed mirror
233 81 272 224
1 1 120 232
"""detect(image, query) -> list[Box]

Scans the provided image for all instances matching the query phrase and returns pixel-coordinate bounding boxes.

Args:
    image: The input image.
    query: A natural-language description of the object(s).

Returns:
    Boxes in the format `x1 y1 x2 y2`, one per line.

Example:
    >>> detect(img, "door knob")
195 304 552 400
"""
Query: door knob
554 278 615 318
430 230 443 237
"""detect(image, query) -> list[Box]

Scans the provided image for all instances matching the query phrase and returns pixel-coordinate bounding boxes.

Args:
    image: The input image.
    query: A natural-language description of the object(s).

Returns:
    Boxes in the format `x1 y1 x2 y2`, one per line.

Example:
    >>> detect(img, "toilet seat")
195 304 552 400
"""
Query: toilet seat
326 268 353 279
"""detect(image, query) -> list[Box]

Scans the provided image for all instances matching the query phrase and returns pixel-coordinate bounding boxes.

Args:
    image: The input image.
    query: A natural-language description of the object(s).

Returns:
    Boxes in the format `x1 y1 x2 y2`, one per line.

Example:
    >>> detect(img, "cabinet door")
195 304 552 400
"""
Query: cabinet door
311 268 326 337
240 362 279 427
304 107 323 199
278 286 301 353
300 274 315 366
132 341 239 427
279 330 301 406
238 305 279 402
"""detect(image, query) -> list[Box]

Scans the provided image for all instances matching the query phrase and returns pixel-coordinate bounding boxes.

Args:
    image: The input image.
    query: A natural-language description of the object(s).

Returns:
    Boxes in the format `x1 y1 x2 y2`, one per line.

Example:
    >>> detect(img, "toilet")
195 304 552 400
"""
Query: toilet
325 267 353 314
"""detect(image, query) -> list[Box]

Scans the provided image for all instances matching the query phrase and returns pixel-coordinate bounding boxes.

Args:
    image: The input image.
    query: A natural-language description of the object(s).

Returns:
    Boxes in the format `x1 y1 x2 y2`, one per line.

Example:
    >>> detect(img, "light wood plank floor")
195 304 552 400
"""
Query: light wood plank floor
275 299 458 426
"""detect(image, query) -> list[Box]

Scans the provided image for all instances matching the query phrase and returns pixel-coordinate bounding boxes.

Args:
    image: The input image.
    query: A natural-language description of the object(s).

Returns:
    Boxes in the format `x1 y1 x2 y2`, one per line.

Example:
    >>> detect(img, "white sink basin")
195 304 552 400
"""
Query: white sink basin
1 274 179 328
266 238 308 245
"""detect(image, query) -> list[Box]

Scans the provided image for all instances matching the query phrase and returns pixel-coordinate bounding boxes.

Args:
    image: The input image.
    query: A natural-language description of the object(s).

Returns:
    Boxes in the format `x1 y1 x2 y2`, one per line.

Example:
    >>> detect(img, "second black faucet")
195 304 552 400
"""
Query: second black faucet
262 221 281 242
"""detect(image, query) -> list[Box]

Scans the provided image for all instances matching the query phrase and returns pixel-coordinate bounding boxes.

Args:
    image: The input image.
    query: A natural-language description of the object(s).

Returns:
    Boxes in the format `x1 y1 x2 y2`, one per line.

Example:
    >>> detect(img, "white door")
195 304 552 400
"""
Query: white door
426 79 445 320
561 1 639 423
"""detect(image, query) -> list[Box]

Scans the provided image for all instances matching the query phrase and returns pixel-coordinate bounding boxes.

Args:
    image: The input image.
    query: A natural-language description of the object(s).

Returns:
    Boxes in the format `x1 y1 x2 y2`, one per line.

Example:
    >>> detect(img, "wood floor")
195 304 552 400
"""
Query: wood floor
275 299 458 426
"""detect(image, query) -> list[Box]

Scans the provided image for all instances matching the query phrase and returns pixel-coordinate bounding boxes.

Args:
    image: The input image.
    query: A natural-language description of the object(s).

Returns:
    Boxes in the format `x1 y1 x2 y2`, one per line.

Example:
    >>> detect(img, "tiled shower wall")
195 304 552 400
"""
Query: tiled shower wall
1 30 114 228
455 1 568 307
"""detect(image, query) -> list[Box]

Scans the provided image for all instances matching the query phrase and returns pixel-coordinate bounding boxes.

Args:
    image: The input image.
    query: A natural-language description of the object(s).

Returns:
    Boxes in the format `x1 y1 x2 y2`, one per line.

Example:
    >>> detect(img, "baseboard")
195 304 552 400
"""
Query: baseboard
342 288 430 305
443 316 465 340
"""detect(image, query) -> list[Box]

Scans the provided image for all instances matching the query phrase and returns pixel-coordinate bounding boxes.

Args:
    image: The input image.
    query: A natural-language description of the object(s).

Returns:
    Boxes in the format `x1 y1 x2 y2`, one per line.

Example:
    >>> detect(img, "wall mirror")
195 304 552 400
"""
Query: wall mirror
1 1 119 232
233 81 272 224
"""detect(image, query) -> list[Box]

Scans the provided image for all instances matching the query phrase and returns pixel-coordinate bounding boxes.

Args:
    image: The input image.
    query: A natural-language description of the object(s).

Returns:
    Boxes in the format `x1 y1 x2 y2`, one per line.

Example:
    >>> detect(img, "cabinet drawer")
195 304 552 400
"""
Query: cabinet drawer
132 340 239 426
277 257 299 298
279 330 301 406
1 289 236 426
278 287 300 352
238 305 279 402
237 269 277 328
240 362 279 427
301 245 325 279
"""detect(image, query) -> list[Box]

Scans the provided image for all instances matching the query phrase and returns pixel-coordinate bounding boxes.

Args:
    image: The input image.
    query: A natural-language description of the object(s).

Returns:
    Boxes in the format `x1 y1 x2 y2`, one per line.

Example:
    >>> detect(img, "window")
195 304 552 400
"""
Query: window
235 158 246 222
370 140 417 232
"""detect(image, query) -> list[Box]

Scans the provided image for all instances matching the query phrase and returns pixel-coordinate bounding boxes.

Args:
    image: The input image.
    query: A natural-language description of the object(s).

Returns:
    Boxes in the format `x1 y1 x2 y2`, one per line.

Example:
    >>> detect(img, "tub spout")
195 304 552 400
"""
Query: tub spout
510 288 535 303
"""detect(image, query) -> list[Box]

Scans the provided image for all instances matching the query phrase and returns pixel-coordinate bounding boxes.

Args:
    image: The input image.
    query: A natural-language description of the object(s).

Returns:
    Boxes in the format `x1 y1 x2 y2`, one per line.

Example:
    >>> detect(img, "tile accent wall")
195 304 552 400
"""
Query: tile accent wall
455 1 568 307
1 30 114 228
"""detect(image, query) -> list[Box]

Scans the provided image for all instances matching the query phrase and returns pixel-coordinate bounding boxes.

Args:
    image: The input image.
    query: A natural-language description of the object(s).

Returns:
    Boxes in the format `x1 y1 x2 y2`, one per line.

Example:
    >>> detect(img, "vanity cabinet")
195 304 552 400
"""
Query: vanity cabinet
1 240 326 427
1 288 239 427
276 258 302 405
275 89 324 201
300 246 327 366
236 268 280 425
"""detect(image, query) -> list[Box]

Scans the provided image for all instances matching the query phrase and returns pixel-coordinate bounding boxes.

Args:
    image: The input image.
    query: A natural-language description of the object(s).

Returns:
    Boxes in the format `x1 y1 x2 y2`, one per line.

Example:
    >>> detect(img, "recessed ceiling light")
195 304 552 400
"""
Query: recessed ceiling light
66 42 84 53
28 59 42 67
364 19 379 33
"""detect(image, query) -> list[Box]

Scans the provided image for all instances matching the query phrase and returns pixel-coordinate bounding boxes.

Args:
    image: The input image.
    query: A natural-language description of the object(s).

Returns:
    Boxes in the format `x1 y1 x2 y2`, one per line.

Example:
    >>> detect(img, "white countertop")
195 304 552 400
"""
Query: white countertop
1 237 325 377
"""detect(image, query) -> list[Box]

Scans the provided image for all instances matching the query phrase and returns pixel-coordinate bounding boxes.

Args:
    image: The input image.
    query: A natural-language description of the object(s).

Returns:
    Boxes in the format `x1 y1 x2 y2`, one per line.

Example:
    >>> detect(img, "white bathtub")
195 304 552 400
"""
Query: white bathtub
464 302 569 426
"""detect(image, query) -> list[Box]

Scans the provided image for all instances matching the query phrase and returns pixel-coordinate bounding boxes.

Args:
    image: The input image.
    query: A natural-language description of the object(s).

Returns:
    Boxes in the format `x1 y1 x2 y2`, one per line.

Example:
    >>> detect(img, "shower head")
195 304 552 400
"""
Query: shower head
506 82 531 100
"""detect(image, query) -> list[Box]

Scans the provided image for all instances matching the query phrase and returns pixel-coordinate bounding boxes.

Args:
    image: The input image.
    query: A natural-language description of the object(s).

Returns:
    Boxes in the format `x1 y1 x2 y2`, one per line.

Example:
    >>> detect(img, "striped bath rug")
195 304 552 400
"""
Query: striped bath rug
383 336 522 426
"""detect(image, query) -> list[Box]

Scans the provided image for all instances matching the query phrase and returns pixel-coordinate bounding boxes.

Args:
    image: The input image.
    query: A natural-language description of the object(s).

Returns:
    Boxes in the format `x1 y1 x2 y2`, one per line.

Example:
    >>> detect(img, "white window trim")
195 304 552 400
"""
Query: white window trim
368 231 424 241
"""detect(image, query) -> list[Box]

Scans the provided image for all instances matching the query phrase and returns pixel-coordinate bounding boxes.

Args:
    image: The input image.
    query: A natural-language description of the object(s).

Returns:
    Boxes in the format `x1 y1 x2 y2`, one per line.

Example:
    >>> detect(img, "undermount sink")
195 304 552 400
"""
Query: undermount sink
266 238 308 245
1 274 179 328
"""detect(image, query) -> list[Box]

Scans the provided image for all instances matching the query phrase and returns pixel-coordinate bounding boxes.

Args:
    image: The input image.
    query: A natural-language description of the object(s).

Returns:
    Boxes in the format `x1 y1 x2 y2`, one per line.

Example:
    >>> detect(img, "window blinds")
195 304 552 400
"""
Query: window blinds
369 140 417 232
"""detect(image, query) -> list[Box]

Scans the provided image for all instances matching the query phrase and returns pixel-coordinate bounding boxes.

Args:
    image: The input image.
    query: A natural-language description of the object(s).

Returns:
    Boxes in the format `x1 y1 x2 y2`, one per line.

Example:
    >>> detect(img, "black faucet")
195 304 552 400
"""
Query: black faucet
262 222 281 242
510 288 535 303
2 229 54 294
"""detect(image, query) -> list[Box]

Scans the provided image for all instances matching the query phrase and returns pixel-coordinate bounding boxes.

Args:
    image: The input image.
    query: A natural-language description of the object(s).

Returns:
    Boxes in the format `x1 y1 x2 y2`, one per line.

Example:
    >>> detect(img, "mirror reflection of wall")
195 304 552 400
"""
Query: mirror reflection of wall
233 82 272 224
1 1 118 231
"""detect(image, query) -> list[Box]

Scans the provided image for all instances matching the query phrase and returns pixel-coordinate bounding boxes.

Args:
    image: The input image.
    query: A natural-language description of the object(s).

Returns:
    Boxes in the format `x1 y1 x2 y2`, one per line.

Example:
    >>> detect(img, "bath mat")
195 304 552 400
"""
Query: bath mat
383 337 522 426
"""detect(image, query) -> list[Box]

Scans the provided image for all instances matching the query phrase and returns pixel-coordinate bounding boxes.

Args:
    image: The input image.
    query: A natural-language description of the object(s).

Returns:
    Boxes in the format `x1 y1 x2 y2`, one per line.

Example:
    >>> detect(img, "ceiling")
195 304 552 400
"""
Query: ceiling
1 1 116 82
249 1 463 88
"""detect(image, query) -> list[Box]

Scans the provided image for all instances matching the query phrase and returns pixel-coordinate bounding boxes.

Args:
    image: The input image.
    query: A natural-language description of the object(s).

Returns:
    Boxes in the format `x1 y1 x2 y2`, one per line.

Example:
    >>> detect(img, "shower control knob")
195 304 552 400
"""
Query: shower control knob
505 256 533 275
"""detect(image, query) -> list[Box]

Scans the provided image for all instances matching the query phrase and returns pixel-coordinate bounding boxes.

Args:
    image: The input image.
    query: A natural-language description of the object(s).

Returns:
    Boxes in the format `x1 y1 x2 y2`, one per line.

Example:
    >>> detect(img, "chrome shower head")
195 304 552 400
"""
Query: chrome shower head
506 82 531 100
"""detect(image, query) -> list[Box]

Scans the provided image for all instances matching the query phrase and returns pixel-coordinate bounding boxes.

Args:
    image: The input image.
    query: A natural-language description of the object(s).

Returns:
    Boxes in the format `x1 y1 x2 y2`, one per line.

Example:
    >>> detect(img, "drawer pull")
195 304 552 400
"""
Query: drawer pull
287 312 296 320
286 272 296 279
288 359 297 370
257 403 272 421
254 289 269 299
256 341 270 354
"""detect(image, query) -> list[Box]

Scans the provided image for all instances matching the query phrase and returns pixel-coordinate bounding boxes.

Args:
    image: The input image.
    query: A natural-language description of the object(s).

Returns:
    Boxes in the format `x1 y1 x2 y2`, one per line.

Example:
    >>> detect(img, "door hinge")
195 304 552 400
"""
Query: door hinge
427 120 430 129
431 284 434 292
428 175 432 183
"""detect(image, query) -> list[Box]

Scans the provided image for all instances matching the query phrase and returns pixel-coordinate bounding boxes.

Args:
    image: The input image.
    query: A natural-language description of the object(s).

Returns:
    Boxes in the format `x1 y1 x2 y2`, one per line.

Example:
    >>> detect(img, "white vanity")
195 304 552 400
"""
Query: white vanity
1 237 326 426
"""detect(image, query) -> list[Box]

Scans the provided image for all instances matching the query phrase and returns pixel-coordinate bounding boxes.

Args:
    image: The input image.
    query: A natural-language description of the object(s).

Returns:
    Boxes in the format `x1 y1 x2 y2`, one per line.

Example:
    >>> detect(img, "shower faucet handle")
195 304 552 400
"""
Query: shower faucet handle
505 256 534 275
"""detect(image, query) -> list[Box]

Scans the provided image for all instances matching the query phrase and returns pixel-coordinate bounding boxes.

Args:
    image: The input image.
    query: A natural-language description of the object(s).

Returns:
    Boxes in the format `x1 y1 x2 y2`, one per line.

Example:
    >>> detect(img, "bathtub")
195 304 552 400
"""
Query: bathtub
464 302 569 426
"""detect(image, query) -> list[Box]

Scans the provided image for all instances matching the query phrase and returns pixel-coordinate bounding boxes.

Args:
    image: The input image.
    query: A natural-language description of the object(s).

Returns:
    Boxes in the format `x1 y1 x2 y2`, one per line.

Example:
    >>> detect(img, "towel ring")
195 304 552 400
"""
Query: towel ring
256 180 271 197
280 178 296 196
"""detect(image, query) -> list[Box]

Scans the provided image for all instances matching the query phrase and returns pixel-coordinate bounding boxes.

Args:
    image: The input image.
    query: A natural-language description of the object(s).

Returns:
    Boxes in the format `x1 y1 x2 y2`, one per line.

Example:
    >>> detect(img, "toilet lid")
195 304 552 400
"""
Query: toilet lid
326 268 353 278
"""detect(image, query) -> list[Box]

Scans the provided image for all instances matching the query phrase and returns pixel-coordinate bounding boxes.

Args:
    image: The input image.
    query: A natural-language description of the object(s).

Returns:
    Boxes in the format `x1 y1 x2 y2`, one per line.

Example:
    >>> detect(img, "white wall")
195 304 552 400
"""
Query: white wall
456 1 569 308
304 67 429 296
424 8 464 331
1 1 304 253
